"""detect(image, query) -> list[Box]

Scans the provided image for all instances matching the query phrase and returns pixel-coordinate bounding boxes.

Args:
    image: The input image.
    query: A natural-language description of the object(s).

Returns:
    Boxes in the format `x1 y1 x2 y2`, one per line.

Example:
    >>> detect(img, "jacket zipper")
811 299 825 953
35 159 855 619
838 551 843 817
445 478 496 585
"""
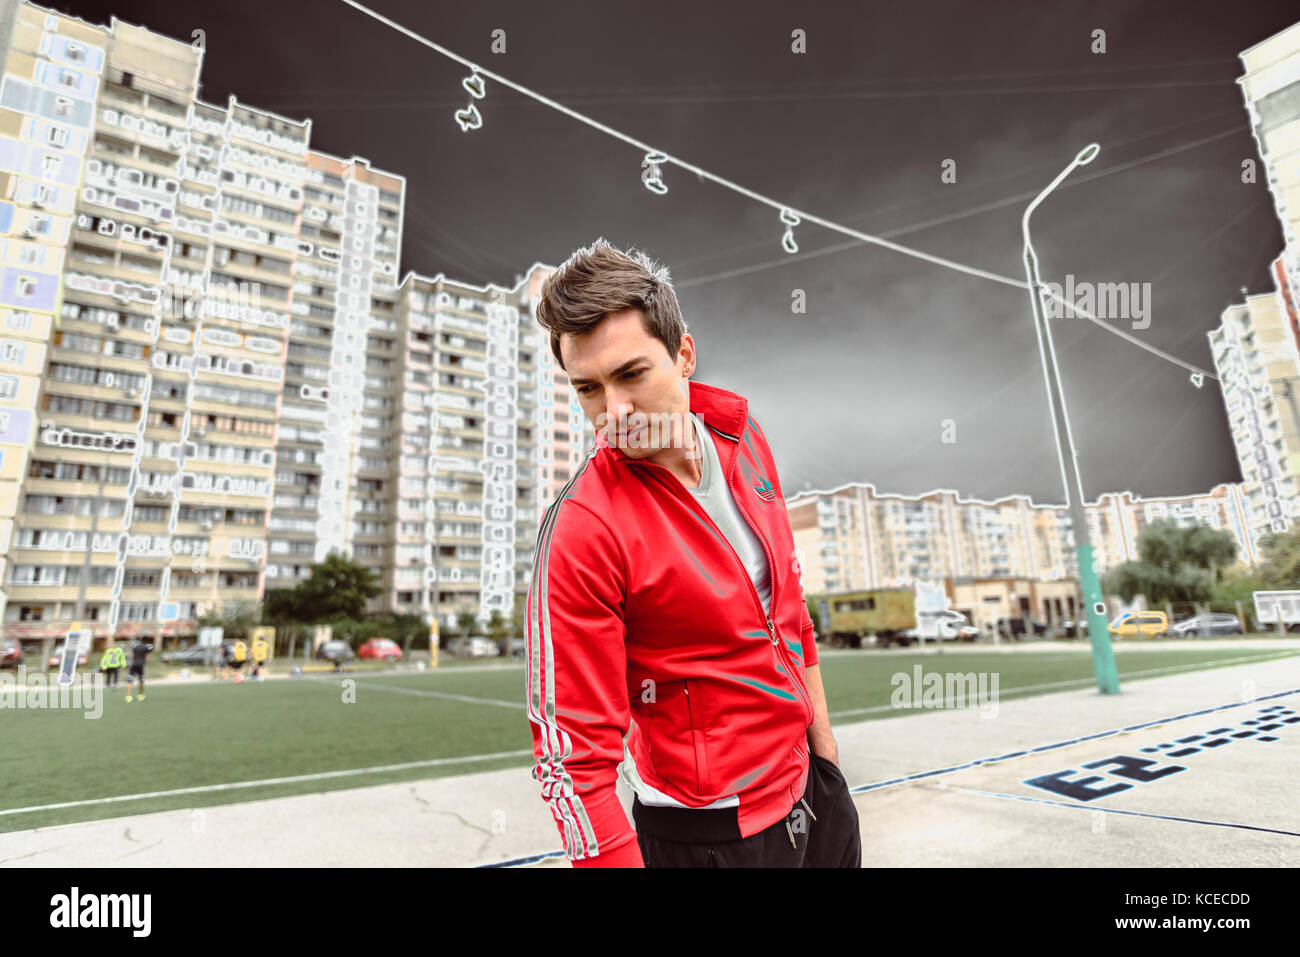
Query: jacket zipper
621 422 815 724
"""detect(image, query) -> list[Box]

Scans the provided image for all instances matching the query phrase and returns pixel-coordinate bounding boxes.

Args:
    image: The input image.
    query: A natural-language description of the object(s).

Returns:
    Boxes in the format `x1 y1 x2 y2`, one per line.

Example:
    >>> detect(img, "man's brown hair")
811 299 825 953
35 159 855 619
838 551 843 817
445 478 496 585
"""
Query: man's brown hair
535 238 688 372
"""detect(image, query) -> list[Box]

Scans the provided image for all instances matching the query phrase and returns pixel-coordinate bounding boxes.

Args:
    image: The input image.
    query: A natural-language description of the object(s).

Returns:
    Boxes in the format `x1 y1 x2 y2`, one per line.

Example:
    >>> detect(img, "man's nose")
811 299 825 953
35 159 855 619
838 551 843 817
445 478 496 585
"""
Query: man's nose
606 394 634 427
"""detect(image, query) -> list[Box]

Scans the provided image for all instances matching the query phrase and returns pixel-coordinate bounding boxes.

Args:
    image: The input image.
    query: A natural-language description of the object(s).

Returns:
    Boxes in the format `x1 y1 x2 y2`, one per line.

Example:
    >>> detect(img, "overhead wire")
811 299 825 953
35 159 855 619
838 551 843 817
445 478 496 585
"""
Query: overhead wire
339 0 1236 383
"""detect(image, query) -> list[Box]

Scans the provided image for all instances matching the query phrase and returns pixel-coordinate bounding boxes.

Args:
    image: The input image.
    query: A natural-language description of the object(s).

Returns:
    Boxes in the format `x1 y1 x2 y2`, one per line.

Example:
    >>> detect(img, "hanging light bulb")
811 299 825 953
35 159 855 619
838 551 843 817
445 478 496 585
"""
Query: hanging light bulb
780 208 800 253
642 151 668 195
455 104 482 131
455 69 486 131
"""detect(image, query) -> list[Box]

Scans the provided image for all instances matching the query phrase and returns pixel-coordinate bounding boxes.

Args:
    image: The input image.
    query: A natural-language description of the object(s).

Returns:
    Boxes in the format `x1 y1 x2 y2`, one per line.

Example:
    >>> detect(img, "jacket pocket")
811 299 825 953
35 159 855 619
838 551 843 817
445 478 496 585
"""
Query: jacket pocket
646 680 703 796
684 679 711 795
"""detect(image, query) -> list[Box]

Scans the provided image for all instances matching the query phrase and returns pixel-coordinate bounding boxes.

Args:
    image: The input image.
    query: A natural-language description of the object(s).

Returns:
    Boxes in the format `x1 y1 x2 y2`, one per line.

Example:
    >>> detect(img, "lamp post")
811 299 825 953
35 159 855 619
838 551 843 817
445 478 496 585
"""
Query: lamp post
1022 143 1120 694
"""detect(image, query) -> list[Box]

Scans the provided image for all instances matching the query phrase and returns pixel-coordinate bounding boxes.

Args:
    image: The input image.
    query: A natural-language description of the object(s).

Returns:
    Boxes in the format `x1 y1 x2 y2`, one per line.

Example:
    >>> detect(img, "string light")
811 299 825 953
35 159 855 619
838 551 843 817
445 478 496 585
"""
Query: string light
641 151 668 194
454 68 485 131
340 0 1220 386
780 208 800 253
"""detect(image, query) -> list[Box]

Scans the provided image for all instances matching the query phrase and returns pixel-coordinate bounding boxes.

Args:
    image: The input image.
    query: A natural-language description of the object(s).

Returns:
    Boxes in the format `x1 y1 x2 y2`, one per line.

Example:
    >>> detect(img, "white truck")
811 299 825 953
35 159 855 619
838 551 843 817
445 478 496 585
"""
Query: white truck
1252 590 1300 631
904 608 980 644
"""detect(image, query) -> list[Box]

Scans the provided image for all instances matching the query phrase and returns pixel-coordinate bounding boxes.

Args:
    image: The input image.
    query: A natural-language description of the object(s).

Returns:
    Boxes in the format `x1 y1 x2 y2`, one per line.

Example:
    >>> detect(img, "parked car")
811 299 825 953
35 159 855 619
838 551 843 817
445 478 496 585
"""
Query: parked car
359 638 403 661
162 641 222 665
1110 611 1169 638
46 643 89 669
1056 619 1083 638
446 636 499 658
507 638 526 658
1170 613 1243 637
2 638 22 669
315 639 355 669
903 610 980 643
996 617 1048 640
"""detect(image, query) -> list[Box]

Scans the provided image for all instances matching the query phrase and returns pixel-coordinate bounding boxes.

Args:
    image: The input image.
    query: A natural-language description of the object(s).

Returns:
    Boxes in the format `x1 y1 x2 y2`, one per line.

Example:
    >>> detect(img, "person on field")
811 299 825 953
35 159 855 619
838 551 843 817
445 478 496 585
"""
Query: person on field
525 239 860 868
231 637 248 678
125 639 152 702
99 643 125 688
250 633 269 681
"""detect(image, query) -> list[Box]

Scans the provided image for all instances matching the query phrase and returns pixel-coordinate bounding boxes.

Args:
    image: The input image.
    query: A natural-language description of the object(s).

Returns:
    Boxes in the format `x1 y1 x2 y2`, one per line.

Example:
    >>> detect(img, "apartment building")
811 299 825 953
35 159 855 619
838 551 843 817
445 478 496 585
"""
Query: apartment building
1208 289 1300 560
1240 19 1300 318
517 264 598 513
0 4 416 643
787 481 1253 597
386 270 542 631
263 151 405 596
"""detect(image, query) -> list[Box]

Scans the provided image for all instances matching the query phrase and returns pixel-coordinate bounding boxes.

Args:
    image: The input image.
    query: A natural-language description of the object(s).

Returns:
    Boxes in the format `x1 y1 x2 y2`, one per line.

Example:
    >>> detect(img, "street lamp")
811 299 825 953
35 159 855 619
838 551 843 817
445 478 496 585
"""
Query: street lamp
1022 143 1121 695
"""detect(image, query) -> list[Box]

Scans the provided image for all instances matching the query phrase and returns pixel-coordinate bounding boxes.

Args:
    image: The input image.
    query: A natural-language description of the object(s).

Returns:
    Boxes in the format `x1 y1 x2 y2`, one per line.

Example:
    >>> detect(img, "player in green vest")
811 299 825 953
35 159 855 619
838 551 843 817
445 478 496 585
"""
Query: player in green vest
99 644 124 687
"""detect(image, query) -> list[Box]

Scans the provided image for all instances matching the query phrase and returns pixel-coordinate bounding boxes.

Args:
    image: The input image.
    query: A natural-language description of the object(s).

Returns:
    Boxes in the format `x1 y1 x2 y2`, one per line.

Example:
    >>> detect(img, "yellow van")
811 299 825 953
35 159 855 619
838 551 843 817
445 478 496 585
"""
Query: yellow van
1110 611 1169 638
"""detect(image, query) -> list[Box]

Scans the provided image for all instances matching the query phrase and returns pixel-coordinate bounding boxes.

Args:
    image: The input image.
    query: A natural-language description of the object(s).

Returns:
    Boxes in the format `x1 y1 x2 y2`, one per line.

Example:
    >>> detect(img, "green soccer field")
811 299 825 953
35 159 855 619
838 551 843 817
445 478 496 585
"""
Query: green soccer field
1 644 1296 834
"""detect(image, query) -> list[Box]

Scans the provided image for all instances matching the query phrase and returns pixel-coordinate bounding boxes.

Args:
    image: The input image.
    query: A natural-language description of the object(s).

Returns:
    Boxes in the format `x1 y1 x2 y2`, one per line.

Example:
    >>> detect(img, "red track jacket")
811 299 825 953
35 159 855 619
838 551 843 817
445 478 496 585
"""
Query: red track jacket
524 380 819 867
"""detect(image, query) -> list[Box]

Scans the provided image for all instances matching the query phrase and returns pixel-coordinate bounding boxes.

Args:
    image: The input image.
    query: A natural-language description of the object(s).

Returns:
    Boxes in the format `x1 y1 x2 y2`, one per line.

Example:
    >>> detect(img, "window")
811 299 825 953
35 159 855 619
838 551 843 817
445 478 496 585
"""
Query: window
66 42 85 63
59 70 78 88
19 606 44 621
47 126 68 148
16 277 36 299
54 96 73 118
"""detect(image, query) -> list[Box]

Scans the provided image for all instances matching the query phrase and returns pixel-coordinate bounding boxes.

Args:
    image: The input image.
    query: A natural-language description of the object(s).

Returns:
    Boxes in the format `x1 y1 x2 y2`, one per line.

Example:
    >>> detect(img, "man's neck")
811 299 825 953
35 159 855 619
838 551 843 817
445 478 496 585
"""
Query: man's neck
646 412 701 488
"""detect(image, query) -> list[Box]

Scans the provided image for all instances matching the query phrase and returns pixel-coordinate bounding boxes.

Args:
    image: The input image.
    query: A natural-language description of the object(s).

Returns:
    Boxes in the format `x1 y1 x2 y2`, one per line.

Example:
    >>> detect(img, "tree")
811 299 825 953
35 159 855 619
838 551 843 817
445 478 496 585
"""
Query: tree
262 587 310 660
390 612 426 657
1211 564 1275 604
198 598 260 641
1256 527 1300 588
1102 519 1236 604
292 554 382 622
263 587 307 623
487 610 509 655
806 598 821 638
456 609 479 639
1103 561 1167 604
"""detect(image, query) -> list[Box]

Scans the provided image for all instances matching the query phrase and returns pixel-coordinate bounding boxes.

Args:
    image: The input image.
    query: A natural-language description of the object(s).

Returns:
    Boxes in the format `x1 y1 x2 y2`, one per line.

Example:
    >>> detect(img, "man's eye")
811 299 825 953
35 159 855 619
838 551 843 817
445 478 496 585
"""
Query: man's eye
578 385 594 395
624 370 643 379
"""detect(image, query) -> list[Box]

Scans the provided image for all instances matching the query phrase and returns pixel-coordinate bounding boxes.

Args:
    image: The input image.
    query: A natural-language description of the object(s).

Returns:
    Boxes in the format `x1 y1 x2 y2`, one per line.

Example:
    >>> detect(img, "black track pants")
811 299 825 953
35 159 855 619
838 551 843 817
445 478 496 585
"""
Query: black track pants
636 753 861 868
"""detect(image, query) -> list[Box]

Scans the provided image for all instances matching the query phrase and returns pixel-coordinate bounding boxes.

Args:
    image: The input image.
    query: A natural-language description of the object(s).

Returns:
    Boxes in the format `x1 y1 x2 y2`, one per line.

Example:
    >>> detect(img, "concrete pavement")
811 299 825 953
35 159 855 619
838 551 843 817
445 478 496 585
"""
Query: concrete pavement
1 644 1297 867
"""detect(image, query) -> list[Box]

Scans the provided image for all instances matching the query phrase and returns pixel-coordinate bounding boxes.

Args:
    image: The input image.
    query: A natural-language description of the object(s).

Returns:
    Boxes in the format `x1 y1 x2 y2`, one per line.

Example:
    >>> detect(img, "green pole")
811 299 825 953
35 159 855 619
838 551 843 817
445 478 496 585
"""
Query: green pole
1076 543 1119 693
1022 143 1120 695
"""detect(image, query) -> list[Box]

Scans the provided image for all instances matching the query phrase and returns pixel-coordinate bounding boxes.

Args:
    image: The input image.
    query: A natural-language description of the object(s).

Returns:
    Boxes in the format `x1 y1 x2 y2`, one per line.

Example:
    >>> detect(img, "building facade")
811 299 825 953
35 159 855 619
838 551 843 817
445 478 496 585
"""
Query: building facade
786 482 1254 598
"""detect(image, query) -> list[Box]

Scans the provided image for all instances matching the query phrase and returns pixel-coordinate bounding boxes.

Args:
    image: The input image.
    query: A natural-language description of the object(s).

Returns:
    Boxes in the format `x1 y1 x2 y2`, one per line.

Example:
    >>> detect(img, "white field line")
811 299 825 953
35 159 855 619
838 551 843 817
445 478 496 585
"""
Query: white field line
829 650 1300 719
0 749 536 819
344 678 525 710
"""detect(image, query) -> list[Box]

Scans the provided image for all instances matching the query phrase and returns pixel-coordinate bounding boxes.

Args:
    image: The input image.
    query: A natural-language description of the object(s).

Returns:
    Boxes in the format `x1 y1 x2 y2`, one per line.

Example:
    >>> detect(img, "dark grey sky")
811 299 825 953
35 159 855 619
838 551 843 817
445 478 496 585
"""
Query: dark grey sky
52 0 1299 505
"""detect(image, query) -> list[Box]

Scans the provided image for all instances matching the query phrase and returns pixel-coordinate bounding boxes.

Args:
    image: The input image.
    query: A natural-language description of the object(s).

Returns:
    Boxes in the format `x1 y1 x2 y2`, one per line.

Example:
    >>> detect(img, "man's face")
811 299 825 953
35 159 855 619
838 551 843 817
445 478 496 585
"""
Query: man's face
561 308 695 460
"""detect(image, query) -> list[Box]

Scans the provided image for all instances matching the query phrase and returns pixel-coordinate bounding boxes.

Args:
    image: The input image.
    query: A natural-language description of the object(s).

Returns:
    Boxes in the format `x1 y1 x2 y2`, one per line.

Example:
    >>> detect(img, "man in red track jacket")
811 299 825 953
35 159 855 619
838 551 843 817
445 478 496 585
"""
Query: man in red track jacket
526 239 860 868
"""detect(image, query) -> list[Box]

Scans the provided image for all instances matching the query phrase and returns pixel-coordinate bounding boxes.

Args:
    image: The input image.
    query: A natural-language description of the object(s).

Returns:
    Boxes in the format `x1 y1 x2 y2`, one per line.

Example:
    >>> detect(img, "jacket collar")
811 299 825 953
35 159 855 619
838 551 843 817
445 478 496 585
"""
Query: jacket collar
593 379 749 460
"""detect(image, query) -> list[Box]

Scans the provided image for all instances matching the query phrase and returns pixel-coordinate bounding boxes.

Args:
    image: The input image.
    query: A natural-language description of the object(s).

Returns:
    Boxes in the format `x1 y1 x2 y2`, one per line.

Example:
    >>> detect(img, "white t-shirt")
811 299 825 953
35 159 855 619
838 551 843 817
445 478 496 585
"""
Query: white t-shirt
683 412 772 616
